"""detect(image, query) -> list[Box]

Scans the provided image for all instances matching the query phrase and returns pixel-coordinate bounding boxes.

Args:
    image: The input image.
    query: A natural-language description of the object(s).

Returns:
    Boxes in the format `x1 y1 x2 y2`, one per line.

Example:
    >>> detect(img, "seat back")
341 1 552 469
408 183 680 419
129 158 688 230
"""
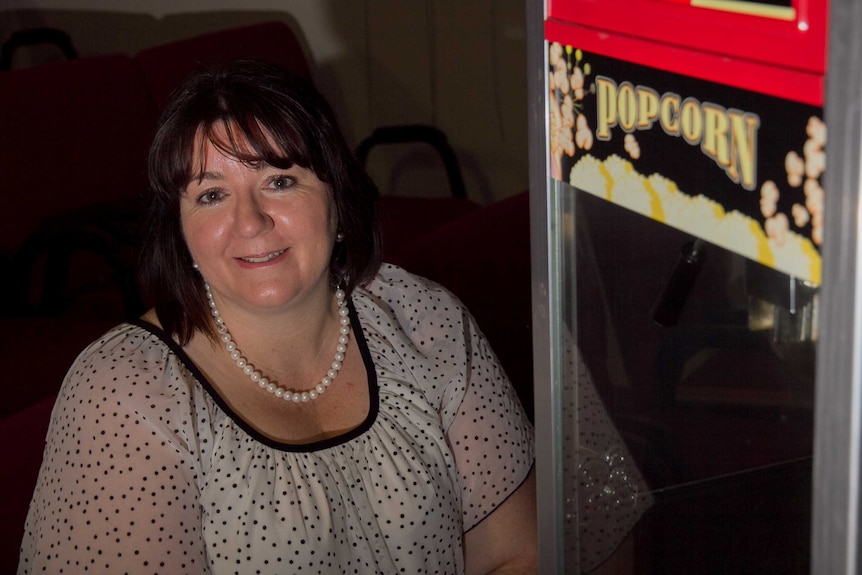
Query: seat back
135 21 312 111
0 54 157 256
0 393 57 574
0 54 156 318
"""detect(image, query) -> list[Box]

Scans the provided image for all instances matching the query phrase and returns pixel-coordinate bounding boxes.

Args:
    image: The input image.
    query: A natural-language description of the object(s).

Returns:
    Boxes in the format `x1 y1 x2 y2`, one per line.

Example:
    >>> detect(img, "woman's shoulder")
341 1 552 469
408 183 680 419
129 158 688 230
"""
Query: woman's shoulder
352 264 481 383
356 263 467 321
72 321 170 363
61 321 190 399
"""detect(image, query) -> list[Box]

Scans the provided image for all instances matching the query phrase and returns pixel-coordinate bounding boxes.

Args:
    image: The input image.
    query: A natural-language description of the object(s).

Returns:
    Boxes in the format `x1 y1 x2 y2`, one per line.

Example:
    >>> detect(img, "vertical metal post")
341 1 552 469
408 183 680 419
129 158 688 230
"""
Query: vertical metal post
526 0 565 573
813 0 862 572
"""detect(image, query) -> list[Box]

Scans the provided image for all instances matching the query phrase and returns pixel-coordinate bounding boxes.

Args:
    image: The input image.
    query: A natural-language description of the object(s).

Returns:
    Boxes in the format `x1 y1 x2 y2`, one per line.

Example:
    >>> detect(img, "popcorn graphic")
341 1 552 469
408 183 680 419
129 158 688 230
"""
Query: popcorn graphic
570 154 822 284
548 43 594 180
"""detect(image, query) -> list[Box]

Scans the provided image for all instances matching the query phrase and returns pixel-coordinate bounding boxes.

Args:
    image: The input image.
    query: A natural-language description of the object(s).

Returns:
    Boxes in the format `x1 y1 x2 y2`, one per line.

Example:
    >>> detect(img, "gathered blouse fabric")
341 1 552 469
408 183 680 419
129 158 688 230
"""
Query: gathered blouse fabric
18 265 535 575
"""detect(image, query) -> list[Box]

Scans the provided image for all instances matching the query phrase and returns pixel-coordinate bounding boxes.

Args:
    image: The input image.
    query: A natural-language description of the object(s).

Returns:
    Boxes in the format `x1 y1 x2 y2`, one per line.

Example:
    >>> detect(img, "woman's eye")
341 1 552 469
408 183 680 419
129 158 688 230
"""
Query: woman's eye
197 190 223 204
271 175 294 190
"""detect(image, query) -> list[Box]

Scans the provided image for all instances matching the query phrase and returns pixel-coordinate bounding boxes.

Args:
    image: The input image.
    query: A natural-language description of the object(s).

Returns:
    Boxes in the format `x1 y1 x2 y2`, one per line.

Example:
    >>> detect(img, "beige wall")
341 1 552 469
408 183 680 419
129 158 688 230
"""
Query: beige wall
1 1 528 204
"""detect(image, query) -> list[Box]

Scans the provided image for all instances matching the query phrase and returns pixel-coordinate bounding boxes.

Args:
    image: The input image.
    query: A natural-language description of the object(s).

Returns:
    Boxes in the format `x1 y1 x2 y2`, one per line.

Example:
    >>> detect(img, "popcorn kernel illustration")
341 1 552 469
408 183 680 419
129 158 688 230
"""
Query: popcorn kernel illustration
804 138 825 179
806 116 827 146
779 116 826 248
575 114 594 151
624 134 641 160
572 66 585 101
804 178 824 216
548 43 594 178
549 42 563 66
785 151 804 187
812 224 823 246
765 213 790 247
792 203 810 228
562 94 576 128
760 180 779 218
554 60 569 96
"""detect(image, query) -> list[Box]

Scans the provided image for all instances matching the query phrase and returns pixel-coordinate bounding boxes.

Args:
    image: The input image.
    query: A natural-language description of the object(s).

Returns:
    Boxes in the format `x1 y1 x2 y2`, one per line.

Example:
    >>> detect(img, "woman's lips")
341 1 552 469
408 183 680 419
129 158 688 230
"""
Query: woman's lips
237 248 287 264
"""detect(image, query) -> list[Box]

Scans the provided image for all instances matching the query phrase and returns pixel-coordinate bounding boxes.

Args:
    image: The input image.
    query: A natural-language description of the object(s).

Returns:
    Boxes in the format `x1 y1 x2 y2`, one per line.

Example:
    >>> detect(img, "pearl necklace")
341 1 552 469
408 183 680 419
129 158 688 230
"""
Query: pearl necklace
205 282 351 403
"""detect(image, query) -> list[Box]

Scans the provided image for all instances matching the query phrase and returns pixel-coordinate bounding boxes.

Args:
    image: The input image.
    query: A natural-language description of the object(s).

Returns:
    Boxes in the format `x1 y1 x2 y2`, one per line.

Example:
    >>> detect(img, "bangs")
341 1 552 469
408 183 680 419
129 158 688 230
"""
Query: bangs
188 115 313 185
152 65 332 201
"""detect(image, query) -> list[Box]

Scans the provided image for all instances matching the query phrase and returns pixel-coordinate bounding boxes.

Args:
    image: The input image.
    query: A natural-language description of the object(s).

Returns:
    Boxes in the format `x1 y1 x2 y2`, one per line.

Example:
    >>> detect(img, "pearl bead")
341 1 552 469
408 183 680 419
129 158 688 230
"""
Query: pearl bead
205 282 350 404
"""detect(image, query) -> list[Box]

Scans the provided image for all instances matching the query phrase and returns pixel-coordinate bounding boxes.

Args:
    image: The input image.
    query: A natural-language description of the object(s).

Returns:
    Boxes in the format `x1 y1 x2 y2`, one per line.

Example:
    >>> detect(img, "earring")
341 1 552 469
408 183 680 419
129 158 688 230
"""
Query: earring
336 232 345 242
192 262 200 270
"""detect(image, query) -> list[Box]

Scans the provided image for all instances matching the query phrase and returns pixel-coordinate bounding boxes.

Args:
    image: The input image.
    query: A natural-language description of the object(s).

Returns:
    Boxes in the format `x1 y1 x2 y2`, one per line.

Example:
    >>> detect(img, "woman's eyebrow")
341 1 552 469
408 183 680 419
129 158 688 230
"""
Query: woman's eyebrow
188 171 224 186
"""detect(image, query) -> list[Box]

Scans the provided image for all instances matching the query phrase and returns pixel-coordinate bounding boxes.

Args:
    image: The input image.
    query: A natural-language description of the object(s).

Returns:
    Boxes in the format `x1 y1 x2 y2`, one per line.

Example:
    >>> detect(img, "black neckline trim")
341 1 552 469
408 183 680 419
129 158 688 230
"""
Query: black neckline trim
128 297 380 453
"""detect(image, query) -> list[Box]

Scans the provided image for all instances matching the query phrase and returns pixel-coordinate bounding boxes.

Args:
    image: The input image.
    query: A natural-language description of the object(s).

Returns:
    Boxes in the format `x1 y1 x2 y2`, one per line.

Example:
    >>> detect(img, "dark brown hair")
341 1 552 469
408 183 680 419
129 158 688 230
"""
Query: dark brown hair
140 60 381 344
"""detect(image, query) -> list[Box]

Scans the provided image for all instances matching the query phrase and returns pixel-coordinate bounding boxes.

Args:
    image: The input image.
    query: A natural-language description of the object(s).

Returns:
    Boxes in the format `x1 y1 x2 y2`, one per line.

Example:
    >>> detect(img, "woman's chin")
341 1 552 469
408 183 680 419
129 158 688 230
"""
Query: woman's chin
215 283 297 312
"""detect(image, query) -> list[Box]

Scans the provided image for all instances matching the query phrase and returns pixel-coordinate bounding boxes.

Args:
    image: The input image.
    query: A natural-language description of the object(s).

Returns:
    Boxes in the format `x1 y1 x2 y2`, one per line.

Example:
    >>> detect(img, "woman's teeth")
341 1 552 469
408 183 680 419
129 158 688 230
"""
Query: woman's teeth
241 249 286 263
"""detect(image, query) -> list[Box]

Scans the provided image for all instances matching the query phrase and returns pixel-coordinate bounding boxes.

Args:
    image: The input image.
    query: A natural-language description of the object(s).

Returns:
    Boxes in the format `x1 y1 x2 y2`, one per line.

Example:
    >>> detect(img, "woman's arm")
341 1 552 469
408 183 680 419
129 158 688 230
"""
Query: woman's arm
463 469 538 575
19 330 209 574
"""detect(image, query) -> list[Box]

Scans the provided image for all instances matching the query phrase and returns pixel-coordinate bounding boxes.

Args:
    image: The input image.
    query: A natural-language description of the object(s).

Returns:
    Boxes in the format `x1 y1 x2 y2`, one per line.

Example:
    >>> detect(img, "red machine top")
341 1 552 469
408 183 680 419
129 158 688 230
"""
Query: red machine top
546 0 828 106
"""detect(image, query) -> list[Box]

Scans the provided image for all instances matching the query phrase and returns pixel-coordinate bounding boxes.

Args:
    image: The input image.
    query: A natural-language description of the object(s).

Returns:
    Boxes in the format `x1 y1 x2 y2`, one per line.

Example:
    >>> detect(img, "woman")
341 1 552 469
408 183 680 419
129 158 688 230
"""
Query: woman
18 60 537 574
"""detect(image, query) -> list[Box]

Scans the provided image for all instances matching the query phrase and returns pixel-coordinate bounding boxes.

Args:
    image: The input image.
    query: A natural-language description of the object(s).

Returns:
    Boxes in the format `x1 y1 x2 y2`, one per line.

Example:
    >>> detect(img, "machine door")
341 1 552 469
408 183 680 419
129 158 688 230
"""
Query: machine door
527 1 862 572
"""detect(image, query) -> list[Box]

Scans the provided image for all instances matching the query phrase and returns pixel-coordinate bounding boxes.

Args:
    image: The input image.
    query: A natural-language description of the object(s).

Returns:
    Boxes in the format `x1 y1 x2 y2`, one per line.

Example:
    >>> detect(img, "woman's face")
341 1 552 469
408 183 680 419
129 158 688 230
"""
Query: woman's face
181 126 337 316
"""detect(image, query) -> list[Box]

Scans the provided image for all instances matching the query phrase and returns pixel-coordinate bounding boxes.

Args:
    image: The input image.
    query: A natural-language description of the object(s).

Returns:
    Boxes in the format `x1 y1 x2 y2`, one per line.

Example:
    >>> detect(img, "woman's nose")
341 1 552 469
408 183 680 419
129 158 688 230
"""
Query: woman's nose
234 194 273 237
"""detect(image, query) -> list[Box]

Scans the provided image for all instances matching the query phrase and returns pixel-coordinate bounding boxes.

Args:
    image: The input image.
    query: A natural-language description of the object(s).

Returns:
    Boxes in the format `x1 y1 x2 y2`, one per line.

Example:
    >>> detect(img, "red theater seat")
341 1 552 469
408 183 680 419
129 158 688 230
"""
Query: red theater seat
135 21 313 111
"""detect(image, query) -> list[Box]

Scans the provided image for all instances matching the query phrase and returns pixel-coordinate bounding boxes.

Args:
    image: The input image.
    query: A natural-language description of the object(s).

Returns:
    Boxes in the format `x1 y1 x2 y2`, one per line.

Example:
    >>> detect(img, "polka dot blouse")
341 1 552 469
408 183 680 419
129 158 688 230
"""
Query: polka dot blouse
561 343 654 572
18 265 535 575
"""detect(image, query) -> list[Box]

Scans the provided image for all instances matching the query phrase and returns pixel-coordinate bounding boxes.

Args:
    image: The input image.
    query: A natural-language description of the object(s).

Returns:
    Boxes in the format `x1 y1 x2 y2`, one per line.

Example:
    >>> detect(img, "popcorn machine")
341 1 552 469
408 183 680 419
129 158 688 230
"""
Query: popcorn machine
528 0 862 572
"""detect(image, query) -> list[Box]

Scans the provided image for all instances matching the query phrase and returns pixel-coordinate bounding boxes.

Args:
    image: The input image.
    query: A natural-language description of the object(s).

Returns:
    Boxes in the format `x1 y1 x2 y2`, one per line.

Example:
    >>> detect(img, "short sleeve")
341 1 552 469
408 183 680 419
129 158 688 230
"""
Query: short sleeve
440 309 535 531
18 325 210 575
567 344 654 572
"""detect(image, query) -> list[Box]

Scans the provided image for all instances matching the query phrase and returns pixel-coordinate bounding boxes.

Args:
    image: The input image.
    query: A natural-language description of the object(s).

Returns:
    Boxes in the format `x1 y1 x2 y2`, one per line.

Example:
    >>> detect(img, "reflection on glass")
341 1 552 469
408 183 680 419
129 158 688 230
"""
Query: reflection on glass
562 182 814 573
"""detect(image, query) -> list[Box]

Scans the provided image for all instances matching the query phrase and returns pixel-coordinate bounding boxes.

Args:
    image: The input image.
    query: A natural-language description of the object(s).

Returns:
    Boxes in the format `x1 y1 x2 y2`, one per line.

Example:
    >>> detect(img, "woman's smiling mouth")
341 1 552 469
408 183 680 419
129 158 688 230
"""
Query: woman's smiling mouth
239 249 287 263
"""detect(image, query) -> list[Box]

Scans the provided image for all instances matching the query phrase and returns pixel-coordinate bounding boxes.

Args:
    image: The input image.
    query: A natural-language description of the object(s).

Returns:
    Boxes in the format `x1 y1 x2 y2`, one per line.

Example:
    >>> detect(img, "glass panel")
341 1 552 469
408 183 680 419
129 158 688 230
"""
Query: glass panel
562 180 815 572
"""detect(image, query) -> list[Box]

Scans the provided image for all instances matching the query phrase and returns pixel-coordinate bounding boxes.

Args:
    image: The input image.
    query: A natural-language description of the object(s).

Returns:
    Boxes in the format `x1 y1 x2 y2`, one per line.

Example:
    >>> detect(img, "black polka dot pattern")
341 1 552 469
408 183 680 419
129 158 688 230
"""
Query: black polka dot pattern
561 342 653 572
18 264 534 574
